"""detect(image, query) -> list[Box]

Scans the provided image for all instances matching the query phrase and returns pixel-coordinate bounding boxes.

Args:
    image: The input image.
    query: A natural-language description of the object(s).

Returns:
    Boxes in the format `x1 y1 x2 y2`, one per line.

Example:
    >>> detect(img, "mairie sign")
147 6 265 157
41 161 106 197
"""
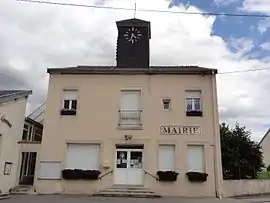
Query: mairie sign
160 125 201 135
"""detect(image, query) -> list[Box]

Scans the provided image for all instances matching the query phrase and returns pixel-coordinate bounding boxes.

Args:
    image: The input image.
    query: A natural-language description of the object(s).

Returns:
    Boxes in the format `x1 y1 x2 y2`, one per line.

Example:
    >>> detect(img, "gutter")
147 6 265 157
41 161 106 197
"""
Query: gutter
211 71 223 198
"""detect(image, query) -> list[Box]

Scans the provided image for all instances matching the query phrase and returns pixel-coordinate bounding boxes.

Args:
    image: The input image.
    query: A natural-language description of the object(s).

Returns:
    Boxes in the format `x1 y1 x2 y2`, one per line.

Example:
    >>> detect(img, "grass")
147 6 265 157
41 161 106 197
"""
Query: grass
257 171 270 179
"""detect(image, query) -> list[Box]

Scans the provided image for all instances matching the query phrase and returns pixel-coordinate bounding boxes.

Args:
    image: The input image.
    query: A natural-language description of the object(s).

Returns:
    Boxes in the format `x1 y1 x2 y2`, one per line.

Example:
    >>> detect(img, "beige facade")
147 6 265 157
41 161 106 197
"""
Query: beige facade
36 69 222 197
0 92 31 194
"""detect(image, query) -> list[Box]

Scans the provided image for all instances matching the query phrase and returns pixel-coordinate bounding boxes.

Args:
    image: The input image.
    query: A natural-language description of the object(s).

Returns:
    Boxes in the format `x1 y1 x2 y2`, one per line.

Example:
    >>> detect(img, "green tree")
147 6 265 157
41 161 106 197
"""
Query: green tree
220 123 264 180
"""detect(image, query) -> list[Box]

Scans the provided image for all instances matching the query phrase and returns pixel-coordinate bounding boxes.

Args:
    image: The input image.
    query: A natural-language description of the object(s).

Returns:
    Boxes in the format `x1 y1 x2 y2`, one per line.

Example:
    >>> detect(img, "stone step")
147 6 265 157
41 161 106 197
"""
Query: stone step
100 189 155 193
93 191 161 198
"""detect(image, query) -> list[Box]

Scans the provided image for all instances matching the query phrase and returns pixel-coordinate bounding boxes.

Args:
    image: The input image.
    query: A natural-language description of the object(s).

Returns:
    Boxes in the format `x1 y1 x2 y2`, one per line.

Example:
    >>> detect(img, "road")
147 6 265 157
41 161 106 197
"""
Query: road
0 195 257 203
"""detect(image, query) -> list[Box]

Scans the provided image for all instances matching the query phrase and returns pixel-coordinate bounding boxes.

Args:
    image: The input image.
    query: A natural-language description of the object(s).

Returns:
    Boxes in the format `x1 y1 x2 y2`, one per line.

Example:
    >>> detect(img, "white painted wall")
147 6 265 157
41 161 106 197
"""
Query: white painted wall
222 180 270 197
0 97 28 194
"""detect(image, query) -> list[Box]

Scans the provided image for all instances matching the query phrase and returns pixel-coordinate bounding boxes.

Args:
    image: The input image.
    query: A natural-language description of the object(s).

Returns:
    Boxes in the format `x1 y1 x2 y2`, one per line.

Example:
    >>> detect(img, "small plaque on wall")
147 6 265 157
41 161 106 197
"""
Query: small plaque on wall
160 126 201 135
3 162 12 175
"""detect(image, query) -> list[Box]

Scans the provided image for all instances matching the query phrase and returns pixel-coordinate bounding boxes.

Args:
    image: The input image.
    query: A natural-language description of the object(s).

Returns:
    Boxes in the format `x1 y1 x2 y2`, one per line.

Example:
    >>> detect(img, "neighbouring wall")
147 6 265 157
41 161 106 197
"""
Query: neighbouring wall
222 180 270 197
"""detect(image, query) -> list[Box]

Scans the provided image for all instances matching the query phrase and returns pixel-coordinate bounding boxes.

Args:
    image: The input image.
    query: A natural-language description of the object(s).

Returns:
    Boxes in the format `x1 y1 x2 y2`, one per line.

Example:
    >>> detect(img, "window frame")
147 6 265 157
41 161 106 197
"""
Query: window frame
162 98 171 111
185 90 202 112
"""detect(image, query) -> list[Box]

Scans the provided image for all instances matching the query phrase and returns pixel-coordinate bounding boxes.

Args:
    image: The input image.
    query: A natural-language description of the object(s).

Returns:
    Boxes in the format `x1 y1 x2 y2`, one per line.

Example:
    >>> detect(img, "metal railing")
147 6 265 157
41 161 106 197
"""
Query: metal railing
98 169 114 180
143 169 159 181
118 110 142 126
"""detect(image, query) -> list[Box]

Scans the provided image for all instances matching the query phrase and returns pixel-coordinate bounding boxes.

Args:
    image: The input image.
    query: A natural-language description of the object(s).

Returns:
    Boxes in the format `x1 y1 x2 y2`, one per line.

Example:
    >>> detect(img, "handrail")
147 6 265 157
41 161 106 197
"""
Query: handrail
98 169 114 180
143 169 159 181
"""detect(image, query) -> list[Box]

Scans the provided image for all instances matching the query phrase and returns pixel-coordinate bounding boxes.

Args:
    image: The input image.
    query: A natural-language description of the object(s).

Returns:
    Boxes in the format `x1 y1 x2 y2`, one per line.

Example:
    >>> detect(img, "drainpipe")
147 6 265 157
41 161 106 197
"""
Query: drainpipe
211 71 223 198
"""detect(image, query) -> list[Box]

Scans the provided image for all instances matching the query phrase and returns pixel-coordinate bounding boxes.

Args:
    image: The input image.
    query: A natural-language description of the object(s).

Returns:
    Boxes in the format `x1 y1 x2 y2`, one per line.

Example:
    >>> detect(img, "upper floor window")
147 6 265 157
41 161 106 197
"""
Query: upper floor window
61 90 78 116
119 90 142 128
185 90 202 117
22 123 43 142
162 98 171 111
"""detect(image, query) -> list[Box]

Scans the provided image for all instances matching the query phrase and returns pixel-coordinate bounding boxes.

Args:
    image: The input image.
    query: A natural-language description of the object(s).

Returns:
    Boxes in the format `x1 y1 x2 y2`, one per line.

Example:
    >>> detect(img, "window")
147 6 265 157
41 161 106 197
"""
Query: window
66 144 100 170
119 90 142 127
158 145 175 171
186 90 201 111
185 90 202 117
38 161 61 179
162 99 171 111
63 90 78 110
61 90 78 115
187 145 205 172
21 123 43 142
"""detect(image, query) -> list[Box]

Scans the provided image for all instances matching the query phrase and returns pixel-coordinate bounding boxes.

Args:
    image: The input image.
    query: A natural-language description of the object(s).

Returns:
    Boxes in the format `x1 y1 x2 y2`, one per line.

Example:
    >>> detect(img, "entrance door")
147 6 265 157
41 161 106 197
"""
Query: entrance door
114 149 143 185
19 152 37 185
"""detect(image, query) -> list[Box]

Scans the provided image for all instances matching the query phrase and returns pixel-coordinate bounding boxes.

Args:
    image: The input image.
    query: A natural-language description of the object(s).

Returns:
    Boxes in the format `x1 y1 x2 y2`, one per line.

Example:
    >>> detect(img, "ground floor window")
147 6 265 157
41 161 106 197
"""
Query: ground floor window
158 145 175 171
187 145 205 172
66 144 100 170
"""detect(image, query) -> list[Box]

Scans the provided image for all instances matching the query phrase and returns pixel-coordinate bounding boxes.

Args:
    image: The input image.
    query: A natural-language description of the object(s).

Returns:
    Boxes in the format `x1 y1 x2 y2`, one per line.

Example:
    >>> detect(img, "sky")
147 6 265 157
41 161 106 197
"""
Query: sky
0 0 270 141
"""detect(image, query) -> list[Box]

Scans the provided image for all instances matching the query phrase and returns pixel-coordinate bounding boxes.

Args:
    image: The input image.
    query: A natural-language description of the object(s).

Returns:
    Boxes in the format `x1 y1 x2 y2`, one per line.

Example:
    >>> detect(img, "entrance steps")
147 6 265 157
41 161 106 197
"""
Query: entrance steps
93 186 161 198
9 185 36 195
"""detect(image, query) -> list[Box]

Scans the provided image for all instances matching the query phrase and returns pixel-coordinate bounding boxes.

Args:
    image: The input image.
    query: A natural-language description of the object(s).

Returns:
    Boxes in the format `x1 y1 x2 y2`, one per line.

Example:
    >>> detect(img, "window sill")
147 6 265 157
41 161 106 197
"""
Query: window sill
186 111 203 117
18 141 42 144
60 109 77 116
117 125 143 130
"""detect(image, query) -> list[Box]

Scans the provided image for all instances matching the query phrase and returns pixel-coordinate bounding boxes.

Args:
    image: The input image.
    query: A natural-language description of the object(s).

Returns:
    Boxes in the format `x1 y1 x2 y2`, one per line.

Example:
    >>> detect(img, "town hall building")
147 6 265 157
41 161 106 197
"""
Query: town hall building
35 18 223 197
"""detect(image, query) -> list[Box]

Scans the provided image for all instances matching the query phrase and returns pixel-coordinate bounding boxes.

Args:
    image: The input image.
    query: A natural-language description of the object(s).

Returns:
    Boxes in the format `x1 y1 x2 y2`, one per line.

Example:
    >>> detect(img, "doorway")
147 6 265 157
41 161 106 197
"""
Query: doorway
114 147 143 185
19 152 37 185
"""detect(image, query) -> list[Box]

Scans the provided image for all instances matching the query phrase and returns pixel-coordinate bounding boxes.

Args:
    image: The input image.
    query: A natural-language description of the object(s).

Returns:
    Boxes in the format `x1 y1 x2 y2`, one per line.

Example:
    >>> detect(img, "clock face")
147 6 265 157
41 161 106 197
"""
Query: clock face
124 27 142 44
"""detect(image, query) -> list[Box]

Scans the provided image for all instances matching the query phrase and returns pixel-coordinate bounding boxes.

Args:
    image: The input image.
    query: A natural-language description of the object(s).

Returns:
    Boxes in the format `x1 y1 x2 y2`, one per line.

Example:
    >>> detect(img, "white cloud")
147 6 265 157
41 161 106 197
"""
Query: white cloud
227 37 254 56
0 0 270 141
257 18 270 34
260 42 270 51
241 0 270 14
214 0 238 6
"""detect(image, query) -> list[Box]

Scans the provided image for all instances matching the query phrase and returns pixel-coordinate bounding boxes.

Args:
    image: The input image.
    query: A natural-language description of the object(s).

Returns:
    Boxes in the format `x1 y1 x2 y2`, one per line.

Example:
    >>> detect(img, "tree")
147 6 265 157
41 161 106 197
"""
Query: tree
220 123 264 180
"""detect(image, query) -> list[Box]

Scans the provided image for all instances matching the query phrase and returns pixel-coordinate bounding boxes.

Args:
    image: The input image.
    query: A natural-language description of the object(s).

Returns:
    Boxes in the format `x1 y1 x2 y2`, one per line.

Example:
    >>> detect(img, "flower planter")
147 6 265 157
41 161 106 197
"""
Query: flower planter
62 169 101 180
157 171 178 182
81 170 101 180
186 172 208 182
186 111 203 117
60 109 76 116
62 169 81 180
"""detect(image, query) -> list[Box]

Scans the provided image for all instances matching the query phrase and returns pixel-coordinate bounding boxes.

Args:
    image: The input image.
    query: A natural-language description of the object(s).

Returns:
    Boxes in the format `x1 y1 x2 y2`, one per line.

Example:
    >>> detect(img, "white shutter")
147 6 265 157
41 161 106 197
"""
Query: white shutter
158 145 175 171
120 91 141 110
185 90 201 98
63 90 77 100
66 144 100 170
39 162 61 179
188 145 205 172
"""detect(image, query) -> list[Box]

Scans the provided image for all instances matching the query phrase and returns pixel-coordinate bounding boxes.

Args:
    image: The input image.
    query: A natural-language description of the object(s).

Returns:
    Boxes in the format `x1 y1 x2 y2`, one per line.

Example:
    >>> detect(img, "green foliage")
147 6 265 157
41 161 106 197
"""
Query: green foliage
220 122 264 180
267 165 270 172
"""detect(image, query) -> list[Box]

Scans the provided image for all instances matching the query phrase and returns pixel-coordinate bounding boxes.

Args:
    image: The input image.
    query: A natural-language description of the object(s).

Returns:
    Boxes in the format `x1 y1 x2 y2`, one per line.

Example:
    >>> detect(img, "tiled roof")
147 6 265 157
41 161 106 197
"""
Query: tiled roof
0 90 32 103
47 66 217 75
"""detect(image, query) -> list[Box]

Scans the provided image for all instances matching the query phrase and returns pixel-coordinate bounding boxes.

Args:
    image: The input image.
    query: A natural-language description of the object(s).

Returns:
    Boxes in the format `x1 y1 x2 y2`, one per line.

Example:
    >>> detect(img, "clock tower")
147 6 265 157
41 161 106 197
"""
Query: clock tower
116 18 151 68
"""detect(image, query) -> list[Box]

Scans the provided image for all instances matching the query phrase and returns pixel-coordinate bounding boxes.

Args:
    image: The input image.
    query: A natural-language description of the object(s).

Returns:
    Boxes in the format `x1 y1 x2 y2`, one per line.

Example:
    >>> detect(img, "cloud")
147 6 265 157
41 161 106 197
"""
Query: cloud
0 0 270 141
227 37 254 56
257 18 270 34
260 42 270 51
214 0 238 6
241 0 270 14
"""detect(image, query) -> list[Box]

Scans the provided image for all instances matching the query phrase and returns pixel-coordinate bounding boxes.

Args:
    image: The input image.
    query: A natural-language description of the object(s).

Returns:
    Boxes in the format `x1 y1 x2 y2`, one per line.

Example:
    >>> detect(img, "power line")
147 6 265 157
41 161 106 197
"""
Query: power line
218 67 270 75
16 0 270 18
